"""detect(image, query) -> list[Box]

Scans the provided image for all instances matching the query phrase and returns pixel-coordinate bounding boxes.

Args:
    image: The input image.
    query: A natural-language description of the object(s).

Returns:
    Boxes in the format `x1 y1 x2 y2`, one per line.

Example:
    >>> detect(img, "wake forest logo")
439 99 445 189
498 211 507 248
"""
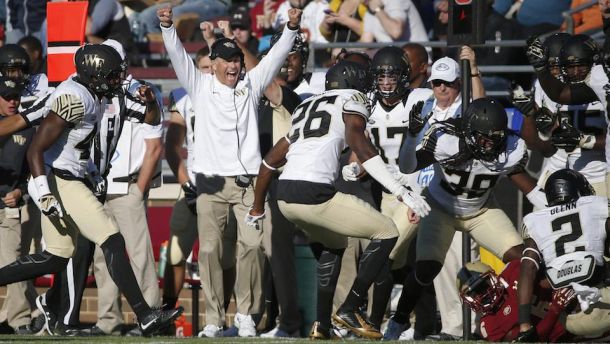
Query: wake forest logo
83 54 105 69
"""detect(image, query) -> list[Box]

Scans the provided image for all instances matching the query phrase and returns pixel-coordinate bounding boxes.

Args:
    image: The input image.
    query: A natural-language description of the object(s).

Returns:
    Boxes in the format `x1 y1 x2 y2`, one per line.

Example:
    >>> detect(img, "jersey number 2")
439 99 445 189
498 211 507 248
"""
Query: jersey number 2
551 213 585 257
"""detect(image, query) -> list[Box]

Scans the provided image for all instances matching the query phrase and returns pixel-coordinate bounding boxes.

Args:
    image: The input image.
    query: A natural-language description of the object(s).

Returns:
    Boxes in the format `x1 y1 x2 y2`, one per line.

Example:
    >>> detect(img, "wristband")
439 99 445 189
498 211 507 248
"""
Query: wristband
34 175 51 196
519 304 532 324
471 73 480 77
262 159 277 171
287 22 300 30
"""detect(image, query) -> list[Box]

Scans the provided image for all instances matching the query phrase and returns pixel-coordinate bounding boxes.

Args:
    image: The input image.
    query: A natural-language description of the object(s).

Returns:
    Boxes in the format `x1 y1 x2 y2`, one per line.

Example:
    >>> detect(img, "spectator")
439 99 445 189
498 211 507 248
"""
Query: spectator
360 0 428 43
230 10 260 55
85 0 136 64
402 42 429 89
320 0 366 44
561 0 603 34
131 0 228 42
493 0 571 37
17 36 45 76
5 0 46 45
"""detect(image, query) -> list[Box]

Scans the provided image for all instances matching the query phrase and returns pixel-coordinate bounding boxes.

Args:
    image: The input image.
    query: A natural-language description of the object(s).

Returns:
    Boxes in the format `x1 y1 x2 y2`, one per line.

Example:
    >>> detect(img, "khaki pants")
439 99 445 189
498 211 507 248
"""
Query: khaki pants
92 183 160 334
417 195 522 264
0 207 31 328
41 173 119 258
196 175 266 326
168 196 237 268
278 192 398 249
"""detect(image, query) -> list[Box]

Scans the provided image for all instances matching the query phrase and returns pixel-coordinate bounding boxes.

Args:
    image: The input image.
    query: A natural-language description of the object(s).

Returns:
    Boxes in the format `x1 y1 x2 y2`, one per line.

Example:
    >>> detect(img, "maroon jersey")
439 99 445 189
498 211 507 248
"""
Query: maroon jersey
480 261 566 342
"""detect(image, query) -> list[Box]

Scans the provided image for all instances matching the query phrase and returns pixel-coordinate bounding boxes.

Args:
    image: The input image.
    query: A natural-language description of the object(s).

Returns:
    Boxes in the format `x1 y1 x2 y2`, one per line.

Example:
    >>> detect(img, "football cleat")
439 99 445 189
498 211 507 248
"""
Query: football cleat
332 309 382 340
138 306 183 337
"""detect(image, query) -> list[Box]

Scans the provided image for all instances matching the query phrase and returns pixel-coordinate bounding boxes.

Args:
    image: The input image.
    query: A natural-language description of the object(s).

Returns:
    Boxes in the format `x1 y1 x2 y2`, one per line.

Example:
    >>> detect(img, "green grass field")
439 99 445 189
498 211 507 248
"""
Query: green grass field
0 335 485 343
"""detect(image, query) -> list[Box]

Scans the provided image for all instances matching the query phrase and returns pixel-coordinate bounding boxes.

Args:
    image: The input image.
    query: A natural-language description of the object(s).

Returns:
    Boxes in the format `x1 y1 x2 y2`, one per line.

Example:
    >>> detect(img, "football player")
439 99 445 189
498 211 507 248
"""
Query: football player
526 35 610 177
520 34 607 200
458 260 572 342
246 60 430 339
389 98 543 336
519 169 610 340
340 45 433 330
0 44 182 337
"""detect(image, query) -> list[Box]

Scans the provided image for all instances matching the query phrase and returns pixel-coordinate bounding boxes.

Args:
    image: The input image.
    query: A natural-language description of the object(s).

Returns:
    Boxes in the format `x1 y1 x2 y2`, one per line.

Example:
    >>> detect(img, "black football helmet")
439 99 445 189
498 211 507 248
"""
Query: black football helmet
544 169 595 207
371 46 410 100
559 34 600 83
544 33 570 68
462 98 508 162
0 44 30 85
457 261 505 315
325 60 371 93
74 44 126 97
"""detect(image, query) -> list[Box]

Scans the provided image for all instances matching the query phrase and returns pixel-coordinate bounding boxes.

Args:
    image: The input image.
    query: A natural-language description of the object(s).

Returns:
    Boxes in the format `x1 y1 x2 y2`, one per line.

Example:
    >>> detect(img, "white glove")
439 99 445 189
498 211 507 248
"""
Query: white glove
245 207 265 228
570 282 601 312
395 186 430 218
39 194 63 218
342 162 362 181
386 164 410 185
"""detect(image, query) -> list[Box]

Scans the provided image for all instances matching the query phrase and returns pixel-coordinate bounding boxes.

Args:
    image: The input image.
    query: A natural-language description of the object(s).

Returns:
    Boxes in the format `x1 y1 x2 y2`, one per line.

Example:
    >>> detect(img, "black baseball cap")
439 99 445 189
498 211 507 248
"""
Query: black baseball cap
230 11 251 30
0 76 23 98
211 38 244 61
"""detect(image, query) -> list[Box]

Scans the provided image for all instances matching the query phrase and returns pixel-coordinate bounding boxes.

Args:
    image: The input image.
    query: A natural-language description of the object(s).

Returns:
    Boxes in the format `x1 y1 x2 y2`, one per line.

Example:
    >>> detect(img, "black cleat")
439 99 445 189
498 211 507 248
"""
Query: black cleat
35 294 57 336
139 306 184 337
332 308 382 340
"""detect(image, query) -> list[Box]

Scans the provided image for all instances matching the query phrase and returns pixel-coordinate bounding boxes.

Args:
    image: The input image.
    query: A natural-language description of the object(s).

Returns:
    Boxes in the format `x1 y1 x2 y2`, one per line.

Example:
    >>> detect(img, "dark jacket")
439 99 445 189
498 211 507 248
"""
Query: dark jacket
0 117 34 209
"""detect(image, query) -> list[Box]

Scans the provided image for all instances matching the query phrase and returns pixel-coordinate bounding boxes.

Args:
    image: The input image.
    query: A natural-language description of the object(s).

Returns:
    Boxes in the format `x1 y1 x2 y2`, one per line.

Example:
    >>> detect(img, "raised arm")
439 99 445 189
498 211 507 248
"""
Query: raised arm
517 237 543 339
159 7 203 96
249 9 301 97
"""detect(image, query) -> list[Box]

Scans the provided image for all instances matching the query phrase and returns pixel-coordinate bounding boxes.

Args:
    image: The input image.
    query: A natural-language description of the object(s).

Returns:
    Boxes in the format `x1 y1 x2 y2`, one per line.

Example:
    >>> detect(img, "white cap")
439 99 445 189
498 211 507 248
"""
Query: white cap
428 57 460 82
102 39 126 61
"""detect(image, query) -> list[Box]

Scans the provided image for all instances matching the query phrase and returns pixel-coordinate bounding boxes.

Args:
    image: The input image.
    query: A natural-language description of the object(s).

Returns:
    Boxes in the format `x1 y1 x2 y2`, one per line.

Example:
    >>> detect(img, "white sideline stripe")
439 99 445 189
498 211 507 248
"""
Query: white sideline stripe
47 46 80 54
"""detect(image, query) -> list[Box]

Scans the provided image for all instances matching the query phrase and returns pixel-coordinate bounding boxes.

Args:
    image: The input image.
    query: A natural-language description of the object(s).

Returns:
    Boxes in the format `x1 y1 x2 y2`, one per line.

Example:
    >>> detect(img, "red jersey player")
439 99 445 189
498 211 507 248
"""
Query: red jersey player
457 260 574 342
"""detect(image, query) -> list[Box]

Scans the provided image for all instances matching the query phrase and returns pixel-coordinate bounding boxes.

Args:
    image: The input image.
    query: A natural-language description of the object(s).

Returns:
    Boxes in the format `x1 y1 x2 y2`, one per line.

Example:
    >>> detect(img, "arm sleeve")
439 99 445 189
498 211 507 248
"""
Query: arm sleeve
161 25 202 99
20 93 51 127
249 24 298 98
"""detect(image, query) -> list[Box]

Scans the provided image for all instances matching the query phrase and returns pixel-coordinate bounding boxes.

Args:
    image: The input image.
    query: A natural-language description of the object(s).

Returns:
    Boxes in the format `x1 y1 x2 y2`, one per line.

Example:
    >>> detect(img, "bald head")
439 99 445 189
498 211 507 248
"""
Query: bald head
402 43 429 88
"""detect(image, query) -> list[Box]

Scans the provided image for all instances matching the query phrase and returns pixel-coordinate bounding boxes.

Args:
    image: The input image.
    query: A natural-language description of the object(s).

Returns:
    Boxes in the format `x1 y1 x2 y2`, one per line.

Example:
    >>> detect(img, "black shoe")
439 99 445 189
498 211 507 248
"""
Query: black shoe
138 306 184 337
126 326 142 337
54 323 84 336
425 332 462 341
81 325 109 336
35 294 57 336
14 325 33 335
30 313 46 336
332 309 381 340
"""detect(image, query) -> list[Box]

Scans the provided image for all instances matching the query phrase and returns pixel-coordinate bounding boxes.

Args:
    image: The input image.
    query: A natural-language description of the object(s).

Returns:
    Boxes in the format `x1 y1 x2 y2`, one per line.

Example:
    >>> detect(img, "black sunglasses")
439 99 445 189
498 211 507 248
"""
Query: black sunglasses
431 79 455 87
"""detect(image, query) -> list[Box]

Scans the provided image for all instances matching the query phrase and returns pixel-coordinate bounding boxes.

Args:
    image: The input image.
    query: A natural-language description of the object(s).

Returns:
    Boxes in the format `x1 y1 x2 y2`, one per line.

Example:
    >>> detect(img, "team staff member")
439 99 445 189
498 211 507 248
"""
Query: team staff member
0 77 36 334
158 6 302 337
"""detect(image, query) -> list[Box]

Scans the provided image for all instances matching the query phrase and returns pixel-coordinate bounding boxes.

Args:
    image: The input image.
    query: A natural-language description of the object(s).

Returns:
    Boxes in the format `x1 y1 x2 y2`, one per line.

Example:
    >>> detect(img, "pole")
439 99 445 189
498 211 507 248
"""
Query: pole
460 57 472 340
